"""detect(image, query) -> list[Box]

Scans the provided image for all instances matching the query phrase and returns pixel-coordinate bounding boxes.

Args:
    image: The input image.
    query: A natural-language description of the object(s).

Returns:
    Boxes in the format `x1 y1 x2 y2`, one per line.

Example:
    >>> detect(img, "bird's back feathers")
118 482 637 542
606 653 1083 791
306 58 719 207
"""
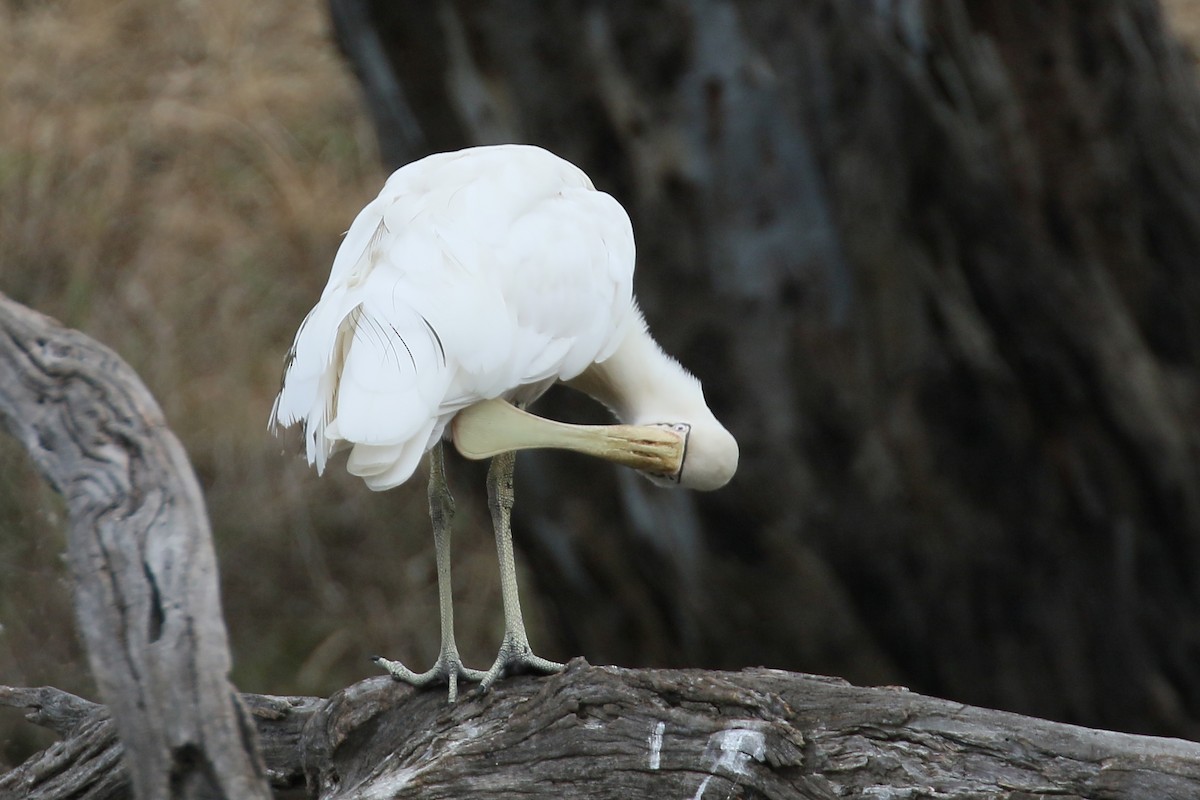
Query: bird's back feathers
271 145 636 490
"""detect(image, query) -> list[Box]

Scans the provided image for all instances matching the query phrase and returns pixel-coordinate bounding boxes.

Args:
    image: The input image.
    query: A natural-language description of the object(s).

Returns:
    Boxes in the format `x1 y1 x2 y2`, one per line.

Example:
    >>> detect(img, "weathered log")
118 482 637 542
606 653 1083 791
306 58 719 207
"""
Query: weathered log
0 687 317 799
5 663 1200 799
0 293 270 799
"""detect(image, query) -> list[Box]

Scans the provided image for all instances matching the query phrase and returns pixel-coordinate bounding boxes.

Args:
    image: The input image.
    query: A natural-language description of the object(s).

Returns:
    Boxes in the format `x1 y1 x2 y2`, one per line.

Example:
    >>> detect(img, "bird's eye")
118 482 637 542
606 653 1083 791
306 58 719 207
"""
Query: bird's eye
671 423 690 434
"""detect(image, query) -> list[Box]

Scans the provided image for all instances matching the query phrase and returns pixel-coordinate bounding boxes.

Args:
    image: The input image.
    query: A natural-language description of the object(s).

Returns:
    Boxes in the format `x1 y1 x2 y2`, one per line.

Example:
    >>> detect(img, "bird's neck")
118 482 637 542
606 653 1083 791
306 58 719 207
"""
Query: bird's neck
568 316 709 426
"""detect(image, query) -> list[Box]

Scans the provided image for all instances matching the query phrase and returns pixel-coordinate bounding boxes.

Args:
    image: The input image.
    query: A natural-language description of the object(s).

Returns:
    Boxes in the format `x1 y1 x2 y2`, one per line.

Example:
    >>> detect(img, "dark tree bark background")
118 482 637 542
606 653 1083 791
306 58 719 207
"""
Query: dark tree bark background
329 0 1200 740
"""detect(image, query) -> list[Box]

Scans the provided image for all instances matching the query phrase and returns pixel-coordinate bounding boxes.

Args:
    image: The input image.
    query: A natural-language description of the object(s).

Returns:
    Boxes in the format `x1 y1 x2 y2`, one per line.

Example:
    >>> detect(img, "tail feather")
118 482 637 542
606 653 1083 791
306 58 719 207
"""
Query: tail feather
349 418 437 490
272 281 451 487
333 302 446 445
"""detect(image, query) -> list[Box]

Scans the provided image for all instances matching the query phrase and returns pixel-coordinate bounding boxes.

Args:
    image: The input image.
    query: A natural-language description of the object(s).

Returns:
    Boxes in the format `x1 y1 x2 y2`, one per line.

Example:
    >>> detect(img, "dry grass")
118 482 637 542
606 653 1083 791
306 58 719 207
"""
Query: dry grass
0 0 537 766
1164 0 1200 54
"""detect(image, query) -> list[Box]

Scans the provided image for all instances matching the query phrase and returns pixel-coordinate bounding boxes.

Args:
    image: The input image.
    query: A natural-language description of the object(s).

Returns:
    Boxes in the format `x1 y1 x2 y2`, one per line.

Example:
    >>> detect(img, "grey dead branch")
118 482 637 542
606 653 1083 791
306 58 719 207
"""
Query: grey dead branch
1 294 1199 799
0 294 268 800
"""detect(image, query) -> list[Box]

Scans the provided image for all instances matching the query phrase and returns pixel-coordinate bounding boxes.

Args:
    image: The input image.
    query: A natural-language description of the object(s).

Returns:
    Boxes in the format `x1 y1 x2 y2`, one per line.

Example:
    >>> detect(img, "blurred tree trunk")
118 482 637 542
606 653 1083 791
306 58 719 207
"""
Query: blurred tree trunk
329 0 1200 738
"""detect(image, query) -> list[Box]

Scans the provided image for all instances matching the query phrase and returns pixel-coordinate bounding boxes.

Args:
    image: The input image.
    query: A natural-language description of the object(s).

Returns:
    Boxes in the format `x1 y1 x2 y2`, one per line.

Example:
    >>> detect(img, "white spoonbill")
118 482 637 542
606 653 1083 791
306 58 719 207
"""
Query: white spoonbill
271 144 737 700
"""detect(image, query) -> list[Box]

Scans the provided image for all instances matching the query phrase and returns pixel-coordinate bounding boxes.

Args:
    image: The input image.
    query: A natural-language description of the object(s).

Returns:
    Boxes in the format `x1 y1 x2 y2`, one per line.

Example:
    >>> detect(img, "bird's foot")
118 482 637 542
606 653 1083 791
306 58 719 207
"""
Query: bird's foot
477 632 565 694
372 651 486 703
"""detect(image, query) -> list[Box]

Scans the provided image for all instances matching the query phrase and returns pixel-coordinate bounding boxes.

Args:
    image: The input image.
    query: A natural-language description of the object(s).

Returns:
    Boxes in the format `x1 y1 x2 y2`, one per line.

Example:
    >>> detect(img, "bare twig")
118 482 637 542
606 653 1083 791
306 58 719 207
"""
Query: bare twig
0 686 100 737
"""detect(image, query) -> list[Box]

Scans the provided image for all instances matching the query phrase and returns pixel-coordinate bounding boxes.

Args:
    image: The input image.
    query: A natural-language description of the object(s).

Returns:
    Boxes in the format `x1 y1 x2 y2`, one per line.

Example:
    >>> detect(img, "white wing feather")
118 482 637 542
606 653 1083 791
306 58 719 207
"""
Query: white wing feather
271 144 635 490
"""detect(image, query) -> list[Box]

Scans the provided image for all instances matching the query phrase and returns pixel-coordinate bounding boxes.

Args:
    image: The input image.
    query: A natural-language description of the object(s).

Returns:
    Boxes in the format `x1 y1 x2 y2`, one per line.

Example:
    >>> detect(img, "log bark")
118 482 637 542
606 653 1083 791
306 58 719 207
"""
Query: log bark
0 293 270 799
327 0 1200 738
5 663 1200 799
0 686 317 799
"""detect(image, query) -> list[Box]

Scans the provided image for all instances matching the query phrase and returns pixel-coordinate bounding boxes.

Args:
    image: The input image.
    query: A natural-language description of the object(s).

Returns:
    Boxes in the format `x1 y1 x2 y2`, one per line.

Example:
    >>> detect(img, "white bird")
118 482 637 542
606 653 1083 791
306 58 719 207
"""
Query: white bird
271 144 738 700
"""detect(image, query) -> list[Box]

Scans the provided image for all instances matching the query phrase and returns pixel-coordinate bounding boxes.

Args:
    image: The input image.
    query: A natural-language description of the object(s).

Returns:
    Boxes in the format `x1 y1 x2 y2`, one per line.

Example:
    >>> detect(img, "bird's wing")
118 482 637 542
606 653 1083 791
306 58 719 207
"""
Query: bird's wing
272 208 458 475
495 185 637 383
272 144 638 489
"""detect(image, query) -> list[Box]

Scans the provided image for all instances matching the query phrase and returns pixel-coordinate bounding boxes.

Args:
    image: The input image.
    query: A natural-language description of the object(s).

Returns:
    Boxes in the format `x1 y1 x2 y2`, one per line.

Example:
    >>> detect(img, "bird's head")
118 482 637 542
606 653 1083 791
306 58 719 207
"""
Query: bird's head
640 415 738 491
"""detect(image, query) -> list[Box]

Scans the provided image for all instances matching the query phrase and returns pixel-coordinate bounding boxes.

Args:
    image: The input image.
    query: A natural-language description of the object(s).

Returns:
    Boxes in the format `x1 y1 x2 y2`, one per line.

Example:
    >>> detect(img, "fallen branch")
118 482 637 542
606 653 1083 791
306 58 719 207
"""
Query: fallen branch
5 661 1200 799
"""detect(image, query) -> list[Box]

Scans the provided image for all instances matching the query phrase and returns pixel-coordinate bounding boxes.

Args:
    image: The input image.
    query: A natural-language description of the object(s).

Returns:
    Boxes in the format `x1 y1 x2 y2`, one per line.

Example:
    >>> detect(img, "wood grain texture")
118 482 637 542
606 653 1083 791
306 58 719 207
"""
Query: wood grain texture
6 664 1200 799
0 293 269 799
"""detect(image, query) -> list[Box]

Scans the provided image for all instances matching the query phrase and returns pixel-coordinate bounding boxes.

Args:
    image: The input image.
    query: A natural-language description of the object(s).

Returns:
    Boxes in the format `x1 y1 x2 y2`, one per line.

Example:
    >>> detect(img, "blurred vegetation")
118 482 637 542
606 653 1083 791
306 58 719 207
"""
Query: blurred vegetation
0 0 557 767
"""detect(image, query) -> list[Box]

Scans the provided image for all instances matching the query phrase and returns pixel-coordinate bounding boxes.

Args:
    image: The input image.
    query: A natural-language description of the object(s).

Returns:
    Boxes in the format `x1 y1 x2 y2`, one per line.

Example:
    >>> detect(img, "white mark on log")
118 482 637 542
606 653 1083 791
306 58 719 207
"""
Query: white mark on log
861 789 926 799
459 721 485 739
704 726 766 776
649 720 665 769
689 724 767 798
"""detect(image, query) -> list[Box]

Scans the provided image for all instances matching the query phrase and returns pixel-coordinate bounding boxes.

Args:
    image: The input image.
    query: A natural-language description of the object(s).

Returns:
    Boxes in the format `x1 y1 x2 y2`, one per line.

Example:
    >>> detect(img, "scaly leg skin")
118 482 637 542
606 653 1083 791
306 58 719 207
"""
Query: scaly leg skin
374 442 485 702
477 450 565 693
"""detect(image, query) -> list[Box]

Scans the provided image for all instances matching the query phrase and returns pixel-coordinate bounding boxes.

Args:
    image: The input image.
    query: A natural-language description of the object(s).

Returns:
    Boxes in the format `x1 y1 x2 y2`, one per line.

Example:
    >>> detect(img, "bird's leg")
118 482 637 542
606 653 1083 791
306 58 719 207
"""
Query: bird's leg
374 442 484 701
478 450 565 692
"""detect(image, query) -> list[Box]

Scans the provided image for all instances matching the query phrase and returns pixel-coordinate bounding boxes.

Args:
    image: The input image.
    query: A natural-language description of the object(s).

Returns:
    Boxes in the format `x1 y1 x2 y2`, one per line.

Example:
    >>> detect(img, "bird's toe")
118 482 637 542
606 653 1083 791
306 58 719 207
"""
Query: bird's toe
477 637 565 693
373 653 487 702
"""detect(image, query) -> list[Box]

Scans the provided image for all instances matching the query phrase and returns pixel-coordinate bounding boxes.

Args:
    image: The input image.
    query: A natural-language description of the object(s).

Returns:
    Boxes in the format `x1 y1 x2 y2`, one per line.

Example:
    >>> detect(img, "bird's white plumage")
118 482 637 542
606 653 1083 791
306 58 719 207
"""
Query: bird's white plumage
271 145 637 490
